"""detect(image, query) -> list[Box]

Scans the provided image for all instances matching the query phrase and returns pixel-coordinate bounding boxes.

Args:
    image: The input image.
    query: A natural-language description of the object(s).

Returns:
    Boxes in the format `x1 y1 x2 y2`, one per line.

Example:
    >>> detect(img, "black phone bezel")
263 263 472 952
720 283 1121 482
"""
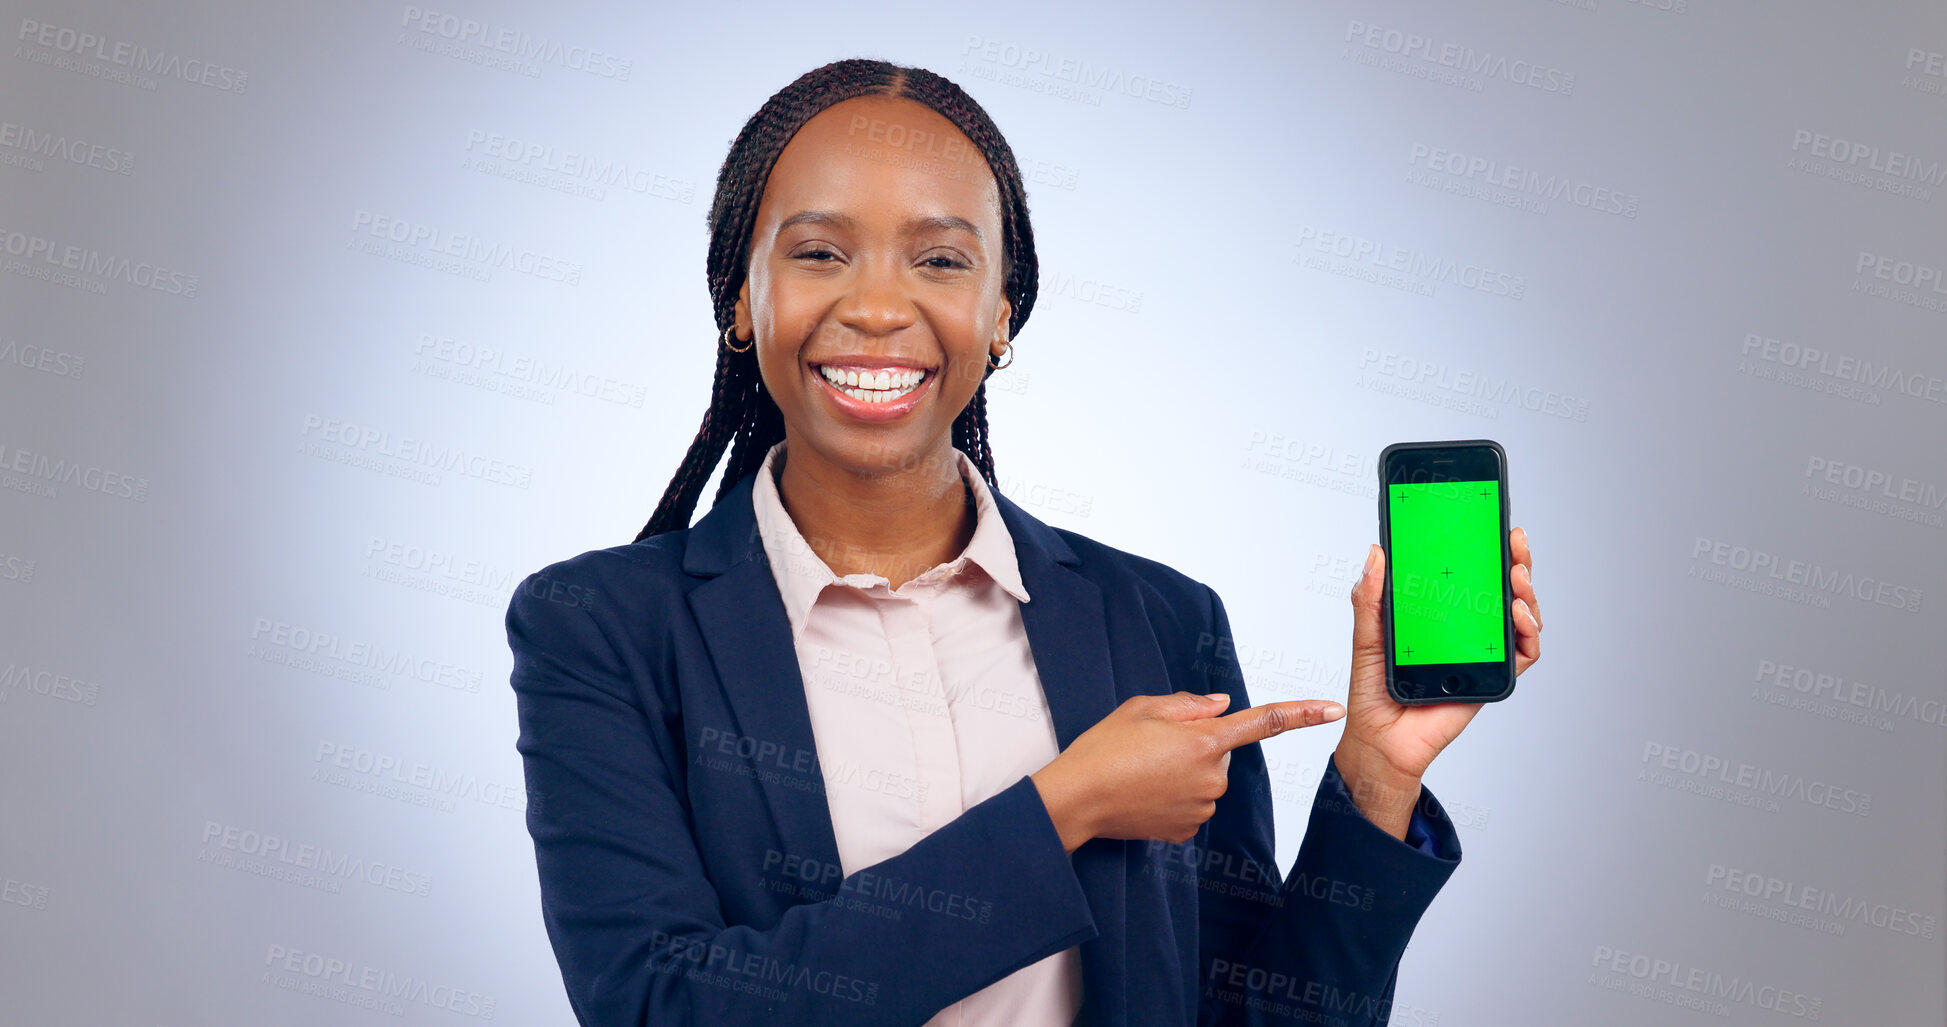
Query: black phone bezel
1377 439 1516 706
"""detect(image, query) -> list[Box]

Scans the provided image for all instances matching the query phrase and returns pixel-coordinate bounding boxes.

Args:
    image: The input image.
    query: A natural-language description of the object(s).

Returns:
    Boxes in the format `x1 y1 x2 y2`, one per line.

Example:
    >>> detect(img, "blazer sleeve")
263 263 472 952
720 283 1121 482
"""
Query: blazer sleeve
506 570 1098 1027
1191 585 1463 1027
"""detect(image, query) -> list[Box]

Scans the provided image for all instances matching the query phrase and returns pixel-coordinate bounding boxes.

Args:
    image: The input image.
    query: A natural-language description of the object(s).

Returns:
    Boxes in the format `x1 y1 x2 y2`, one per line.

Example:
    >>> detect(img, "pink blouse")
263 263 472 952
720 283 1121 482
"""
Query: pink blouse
751 440 1083 1027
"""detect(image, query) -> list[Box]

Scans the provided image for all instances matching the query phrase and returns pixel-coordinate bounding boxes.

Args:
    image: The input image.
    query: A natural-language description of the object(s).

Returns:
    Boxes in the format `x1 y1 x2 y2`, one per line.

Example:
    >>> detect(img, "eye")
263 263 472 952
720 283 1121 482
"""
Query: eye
794 247 839 262
919 253 971 270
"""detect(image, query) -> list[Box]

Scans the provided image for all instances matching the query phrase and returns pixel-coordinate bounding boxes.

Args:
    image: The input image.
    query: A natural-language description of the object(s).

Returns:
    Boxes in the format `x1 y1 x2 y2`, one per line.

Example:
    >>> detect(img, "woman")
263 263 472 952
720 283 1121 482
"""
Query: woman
506 58 1542 1027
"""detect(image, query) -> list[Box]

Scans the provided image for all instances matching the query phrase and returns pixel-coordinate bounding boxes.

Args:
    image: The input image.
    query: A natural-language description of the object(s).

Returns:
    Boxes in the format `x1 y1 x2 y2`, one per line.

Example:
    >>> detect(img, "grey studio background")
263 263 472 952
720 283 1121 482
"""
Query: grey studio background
2 0 1943 1024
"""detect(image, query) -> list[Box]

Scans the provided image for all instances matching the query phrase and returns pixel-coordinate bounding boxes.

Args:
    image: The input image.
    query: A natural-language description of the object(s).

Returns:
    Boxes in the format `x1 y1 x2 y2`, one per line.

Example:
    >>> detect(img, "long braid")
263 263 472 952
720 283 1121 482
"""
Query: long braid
635 59 1037 541
953 385 995 487
638 345 745 538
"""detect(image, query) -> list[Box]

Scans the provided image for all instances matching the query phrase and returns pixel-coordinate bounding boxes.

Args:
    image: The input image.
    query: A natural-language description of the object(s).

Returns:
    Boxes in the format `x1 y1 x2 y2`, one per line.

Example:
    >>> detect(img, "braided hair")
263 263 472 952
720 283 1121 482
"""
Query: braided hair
633 59 1038 541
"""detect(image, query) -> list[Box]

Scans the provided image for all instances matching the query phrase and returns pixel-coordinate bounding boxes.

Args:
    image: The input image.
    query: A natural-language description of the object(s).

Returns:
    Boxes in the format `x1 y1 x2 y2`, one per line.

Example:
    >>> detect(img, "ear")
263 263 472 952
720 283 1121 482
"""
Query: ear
990 295 1012 359
733 279 753 343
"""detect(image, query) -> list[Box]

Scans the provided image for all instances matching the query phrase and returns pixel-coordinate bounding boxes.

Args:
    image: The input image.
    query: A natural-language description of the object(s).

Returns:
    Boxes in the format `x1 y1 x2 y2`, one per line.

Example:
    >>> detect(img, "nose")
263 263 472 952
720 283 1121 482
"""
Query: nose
835 256 917 338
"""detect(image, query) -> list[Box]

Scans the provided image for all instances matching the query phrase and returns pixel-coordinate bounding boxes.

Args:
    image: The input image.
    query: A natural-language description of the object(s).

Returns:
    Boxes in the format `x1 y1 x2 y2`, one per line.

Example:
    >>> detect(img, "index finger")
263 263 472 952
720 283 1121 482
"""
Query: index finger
1207 699 1346 752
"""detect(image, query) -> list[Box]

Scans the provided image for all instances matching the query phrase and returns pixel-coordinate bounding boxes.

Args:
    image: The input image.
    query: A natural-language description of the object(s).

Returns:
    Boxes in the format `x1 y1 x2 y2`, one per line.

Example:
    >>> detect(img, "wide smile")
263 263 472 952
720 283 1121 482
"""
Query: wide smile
807 360 938 422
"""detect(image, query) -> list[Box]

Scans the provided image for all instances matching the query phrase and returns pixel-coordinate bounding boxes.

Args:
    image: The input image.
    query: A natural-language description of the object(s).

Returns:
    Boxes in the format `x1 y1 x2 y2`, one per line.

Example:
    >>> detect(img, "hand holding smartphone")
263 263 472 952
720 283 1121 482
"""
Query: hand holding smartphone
1378 440 1516 705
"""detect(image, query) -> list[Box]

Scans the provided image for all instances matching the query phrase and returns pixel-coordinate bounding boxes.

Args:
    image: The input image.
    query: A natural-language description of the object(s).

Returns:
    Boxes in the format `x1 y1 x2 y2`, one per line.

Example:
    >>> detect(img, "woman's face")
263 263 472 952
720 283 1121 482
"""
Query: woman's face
735 94 1011 480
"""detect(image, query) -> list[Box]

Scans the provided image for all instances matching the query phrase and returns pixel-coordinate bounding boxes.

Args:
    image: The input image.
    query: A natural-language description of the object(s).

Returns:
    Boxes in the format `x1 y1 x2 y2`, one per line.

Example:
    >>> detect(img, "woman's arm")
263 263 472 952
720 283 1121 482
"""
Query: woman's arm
507 572 1096 1027
1191 584 1463 1027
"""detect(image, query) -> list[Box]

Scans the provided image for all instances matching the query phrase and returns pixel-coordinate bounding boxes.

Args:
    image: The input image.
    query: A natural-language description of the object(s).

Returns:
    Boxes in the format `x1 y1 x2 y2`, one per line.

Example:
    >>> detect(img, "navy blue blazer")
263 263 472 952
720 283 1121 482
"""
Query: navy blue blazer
506 471 1462 1026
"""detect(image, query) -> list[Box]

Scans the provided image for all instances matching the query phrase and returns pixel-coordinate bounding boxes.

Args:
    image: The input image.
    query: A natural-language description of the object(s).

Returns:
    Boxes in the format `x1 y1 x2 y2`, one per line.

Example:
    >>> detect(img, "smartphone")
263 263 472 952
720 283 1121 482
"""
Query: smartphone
1377 439 1516 705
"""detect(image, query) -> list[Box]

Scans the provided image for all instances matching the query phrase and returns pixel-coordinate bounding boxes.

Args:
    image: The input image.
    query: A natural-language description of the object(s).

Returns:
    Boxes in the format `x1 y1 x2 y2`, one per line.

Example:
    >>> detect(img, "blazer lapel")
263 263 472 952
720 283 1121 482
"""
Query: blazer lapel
994 487 1131 1027
682 476 844 886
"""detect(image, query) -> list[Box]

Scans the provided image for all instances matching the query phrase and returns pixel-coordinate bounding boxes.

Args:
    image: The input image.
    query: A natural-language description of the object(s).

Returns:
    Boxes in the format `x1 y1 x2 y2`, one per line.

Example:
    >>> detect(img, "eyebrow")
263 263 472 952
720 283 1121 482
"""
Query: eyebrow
776 209 984 242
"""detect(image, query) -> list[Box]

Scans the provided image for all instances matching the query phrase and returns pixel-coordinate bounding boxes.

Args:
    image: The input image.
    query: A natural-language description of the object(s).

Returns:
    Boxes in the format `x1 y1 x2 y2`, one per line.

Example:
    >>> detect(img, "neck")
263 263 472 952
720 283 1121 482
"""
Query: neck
773 435 975 590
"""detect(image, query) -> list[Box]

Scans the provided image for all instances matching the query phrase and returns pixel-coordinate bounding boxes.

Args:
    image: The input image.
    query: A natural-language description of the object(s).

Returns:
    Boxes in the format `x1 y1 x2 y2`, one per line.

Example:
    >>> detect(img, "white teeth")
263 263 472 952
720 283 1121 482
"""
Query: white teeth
819 365 927 404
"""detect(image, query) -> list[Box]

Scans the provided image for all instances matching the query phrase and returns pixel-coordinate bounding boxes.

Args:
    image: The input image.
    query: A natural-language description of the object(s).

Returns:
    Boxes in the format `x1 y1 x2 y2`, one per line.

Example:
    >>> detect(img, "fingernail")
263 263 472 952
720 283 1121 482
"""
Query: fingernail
1322 703 1345 722
1362 546 1378 576
1204 692 1230 703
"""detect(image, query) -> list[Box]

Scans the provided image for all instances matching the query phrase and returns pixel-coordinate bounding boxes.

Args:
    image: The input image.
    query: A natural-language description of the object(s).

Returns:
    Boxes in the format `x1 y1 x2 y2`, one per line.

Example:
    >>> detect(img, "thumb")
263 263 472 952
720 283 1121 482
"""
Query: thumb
1152 691 1232 722
1351 544 1385 661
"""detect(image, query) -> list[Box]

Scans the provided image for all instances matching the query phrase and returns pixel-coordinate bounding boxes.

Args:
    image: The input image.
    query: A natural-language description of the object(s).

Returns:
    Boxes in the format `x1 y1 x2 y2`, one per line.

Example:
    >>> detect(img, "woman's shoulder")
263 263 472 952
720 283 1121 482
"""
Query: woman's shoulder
507 531 695 626
1039 522 1223 630
520 531 689 587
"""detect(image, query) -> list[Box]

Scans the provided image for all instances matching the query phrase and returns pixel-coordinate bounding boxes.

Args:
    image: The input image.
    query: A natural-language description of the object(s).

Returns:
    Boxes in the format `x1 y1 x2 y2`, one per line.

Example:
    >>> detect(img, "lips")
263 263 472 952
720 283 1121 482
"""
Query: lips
807 359 936 422
816 363 928 403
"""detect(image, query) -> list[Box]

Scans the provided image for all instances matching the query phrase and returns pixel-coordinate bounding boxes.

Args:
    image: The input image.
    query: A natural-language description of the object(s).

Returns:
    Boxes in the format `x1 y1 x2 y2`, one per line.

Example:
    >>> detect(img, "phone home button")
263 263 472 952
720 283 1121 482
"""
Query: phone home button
1440 675 1463 695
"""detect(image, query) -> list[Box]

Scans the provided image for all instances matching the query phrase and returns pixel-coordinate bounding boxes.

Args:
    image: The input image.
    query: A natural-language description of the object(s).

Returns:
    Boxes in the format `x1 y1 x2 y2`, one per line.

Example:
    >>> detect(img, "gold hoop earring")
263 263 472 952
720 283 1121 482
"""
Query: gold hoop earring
721 323 753 354
987 341 1014 370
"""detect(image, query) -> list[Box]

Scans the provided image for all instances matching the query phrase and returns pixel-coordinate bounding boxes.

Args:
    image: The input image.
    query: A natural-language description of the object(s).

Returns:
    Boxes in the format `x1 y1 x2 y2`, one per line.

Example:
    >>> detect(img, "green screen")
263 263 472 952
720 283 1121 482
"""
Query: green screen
1388 479 1505 665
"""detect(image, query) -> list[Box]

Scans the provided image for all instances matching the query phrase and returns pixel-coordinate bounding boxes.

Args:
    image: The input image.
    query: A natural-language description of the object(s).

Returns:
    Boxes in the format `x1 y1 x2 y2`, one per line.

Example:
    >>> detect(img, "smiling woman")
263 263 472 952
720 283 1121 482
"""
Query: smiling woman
506 57 1540 1027
632 62 1040 547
